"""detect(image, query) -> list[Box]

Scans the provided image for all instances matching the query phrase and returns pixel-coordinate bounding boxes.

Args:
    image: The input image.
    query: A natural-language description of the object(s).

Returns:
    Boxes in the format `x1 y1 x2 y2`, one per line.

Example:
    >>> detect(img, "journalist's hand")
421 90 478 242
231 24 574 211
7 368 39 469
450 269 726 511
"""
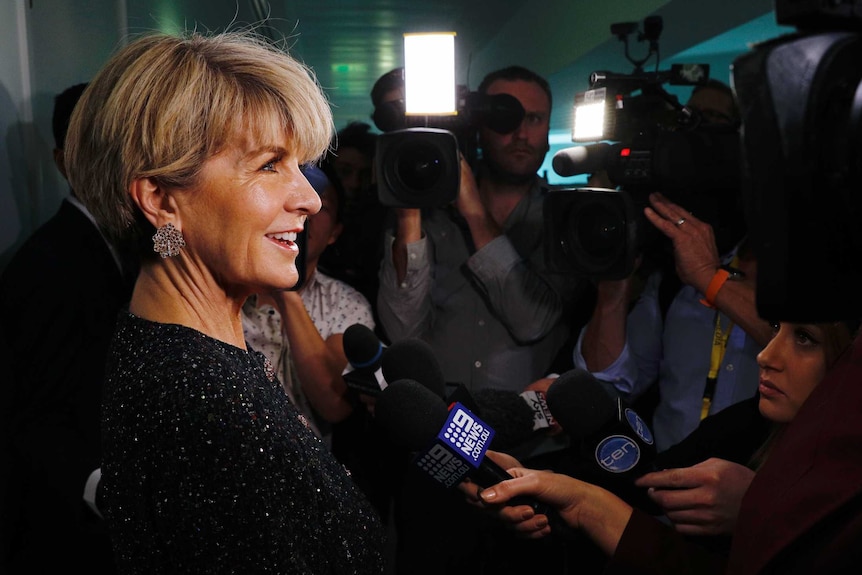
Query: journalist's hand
459 450 523 508
635 458 755 536
644 192 721 293
454 155 484 219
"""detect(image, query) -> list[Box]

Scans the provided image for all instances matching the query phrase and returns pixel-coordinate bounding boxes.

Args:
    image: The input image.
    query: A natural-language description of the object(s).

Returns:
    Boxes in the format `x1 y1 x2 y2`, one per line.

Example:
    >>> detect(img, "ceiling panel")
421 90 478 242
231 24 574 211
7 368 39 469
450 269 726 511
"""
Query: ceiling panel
126 0 783 141
267 0 532 128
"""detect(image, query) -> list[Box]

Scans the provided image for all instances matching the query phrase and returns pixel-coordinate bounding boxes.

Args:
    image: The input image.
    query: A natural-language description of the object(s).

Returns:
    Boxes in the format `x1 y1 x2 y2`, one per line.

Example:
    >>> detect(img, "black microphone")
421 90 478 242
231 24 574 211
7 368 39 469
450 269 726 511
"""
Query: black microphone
551 142 612 177
342 323 386 395
344 323 383 372
546 368 657 480
471 388 548 451
381 338 446 399
443 382 483 415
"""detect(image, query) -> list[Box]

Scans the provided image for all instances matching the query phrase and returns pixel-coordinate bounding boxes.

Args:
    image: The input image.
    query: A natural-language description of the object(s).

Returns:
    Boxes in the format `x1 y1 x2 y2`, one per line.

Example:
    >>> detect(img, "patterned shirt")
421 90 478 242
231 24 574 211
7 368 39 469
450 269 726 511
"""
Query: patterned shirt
242 271 375 440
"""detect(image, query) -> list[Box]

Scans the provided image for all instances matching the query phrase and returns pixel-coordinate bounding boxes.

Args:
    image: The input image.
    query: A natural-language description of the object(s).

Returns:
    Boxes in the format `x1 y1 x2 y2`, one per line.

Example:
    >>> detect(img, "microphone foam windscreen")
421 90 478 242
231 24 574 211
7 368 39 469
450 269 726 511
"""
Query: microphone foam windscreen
381 338 446 398
545 368 618 439
343 323 383 372
551 142 610 177
374 379 449 450
472 388 537 451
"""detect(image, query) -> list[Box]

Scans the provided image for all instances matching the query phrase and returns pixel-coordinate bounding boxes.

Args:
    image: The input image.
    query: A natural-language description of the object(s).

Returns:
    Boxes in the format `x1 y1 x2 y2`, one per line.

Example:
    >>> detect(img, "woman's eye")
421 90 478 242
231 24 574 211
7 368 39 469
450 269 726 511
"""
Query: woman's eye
262 157 281 172
794 329 819 346
768 321 780 337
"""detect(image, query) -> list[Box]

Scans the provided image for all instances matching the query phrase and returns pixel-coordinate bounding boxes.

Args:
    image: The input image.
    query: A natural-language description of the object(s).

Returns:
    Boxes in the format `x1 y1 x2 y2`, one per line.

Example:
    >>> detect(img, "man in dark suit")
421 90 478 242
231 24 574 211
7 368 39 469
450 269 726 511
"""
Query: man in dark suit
0 83 136 574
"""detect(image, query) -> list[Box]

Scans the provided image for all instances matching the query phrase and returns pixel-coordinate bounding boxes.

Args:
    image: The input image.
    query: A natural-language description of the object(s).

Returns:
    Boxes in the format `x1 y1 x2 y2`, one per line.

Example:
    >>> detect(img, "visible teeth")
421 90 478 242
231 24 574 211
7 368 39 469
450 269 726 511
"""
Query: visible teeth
268 232 297 242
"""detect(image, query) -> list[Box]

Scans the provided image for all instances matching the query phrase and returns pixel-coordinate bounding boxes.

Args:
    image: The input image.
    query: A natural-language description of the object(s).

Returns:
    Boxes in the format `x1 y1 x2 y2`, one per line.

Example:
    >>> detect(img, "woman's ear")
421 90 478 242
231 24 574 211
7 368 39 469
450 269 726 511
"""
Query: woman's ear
129 177 178 229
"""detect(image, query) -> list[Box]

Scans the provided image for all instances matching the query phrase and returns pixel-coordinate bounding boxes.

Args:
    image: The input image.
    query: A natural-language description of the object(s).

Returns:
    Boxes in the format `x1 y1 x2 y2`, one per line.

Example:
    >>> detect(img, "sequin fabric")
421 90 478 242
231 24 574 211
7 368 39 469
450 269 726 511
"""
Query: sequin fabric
100 312 386 574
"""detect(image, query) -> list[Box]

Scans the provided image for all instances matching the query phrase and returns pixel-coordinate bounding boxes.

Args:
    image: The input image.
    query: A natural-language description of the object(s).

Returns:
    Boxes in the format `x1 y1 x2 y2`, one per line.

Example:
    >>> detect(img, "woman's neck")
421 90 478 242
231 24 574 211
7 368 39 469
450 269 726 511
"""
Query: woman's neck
129 262 247 349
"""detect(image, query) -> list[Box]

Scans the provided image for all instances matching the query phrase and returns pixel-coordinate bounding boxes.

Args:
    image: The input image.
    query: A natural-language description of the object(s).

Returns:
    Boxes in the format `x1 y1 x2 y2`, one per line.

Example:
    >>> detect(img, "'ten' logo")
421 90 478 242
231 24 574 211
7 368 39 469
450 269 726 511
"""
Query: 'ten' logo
595 435 640 473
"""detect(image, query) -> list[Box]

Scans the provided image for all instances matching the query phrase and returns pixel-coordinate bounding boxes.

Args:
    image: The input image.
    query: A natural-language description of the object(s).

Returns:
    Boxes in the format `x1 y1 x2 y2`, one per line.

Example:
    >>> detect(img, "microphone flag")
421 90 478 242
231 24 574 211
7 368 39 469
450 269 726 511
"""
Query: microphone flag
413 402 496 489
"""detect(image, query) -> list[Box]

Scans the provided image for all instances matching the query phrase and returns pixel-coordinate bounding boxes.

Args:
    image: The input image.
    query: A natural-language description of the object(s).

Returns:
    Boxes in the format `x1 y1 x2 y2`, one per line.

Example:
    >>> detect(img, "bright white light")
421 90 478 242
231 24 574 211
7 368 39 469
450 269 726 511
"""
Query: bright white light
404 32 457 115
573 101 606 142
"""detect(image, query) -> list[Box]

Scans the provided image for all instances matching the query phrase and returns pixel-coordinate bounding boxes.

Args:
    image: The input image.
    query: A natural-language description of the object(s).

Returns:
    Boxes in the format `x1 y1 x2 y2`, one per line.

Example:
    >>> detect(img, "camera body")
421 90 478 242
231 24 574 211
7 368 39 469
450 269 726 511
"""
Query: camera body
375 89 525 208
545 17 743 279
732 0 862 321
544 187 642 279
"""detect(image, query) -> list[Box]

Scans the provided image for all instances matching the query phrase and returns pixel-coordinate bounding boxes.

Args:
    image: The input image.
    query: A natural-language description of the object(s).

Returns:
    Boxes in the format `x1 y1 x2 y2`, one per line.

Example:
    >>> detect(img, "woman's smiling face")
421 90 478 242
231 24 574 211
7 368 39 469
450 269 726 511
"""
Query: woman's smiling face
171 126 321 298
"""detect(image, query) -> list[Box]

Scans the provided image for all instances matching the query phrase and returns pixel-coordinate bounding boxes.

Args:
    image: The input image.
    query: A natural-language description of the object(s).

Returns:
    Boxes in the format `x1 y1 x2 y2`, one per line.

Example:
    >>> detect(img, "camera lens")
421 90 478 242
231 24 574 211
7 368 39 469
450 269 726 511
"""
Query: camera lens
377 128 459 208
395 142 445 193
563 200 625 266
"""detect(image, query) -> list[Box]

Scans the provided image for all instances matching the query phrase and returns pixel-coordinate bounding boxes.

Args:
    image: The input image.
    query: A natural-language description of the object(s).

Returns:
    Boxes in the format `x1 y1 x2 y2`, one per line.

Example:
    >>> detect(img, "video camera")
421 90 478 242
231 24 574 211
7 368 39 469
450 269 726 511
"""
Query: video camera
544 16 744 279
732 0 862 322
374 33 526 208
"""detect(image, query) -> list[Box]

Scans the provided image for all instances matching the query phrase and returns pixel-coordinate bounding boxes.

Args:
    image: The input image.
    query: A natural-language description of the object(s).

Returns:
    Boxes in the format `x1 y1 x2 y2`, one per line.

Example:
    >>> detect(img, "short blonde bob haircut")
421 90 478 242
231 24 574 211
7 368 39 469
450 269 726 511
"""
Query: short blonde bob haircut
65 30 334 248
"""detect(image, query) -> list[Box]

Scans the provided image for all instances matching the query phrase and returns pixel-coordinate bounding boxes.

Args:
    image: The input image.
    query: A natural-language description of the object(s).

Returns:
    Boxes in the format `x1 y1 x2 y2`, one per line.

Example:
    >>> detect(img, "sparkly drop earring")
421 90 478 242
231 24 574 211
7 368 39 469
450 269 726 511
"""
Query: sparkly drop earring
152 222 185 258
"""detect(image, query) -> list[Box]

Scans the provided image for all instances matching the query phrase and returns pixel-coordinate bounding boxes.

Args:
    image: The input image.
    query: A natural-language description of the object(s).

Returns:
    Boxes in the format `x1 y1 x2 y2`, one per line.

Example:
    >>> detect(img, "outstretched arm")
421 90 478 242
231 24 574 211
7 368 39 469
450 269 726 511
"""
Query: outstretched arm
273 290 353 423
475 454 633 555
580 277 635 372
376 207 433 341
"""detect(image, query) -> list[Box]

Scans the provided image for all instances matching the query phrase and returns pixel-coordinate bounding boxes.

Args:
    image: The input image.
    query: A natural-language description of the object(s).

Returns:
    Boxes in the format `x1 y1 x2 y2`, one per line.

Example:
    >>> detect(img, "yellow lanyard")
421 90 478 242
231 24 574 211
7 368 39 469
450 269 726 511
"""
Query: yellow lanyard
700 255 739 420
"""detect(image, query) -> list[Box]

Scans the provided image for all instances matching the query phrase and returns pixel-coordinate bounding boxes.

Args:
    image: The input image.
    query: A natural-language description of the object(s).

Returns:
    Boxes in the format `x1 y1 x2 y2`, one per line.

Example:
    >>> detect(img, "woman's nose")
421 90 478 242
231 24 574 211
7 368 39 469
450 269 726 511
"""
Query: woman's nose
293 172 322 215
756 334 781 370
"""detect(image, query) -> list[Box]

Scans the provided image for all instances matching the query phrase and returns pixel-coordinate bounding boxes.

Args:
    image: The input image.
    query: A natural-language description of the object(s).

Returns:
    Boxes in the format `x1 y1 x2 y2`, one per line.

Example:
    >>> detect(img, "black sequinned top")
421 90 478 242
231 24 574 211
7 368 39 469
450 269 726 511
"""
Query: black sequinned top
100 312 385 574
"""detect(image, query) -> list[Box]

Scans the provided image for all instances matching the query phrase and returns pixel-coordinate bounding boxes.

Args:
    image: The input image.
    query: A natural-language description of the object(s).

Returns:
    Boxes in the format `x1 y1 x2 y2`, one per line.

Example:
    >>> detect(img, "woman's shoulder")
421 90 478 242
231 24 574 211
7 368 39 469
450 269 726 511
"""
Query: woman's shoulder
109 312 267 394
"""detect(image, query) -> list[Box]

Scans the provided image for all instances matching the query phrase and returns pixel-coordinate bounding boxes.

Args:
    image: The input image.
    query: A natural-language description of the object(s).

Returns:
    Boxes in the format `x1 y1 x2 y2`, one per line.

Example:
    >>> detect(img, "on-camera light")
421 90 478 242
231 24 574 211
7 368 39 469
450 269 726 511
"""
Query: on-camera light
404 32 457 116
572 88 608 142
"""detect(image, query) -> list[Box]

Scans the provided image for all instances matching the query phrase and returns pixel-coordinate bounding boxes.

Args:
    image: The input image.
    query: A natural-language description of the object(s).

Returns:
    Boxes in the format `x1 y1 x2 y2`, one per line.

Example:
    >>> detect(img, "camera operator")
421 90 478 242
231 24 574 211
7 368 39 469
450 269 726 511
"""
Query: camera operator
377 65 588 575
378 65 587 394
573 82 774 453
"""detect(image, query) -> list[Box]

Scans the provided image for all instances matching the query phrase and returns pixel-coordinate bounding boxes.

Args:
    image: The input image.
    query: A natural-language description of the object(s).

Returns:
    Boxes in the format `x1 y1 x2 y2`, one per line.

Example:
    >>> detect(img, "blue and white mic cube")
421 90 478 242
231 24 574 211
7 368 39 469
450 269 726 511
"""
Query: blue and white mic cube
413 402 496 489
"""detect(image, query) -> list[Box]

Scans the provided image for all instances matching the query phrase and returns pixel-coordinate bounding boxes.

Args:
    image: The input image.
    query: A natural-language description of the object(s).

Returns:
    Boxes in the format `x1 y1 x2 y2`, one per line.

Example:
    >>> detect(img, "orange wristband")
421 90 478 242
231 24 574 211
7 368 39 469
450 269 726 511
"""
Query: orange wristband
701 268 730 308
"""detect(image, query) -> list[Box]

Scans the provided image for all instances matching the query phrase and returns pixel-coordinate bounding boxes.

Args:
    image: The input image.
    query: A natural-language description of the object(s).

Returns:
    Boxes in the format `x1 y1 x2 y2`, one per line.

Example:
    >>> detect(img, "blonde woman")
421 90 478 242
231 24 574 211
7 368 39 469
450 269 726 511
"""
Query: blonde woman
65 31 385 573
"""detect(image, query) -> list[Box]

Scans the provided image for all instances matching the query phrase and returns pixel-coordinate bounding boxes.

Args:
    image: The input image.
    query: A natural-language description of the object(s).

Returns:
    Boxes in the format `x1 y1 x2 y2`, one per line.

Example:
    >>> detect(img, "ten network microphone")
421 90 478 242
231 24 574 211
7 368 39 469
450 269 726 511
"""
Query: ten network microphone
546 368 656 479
